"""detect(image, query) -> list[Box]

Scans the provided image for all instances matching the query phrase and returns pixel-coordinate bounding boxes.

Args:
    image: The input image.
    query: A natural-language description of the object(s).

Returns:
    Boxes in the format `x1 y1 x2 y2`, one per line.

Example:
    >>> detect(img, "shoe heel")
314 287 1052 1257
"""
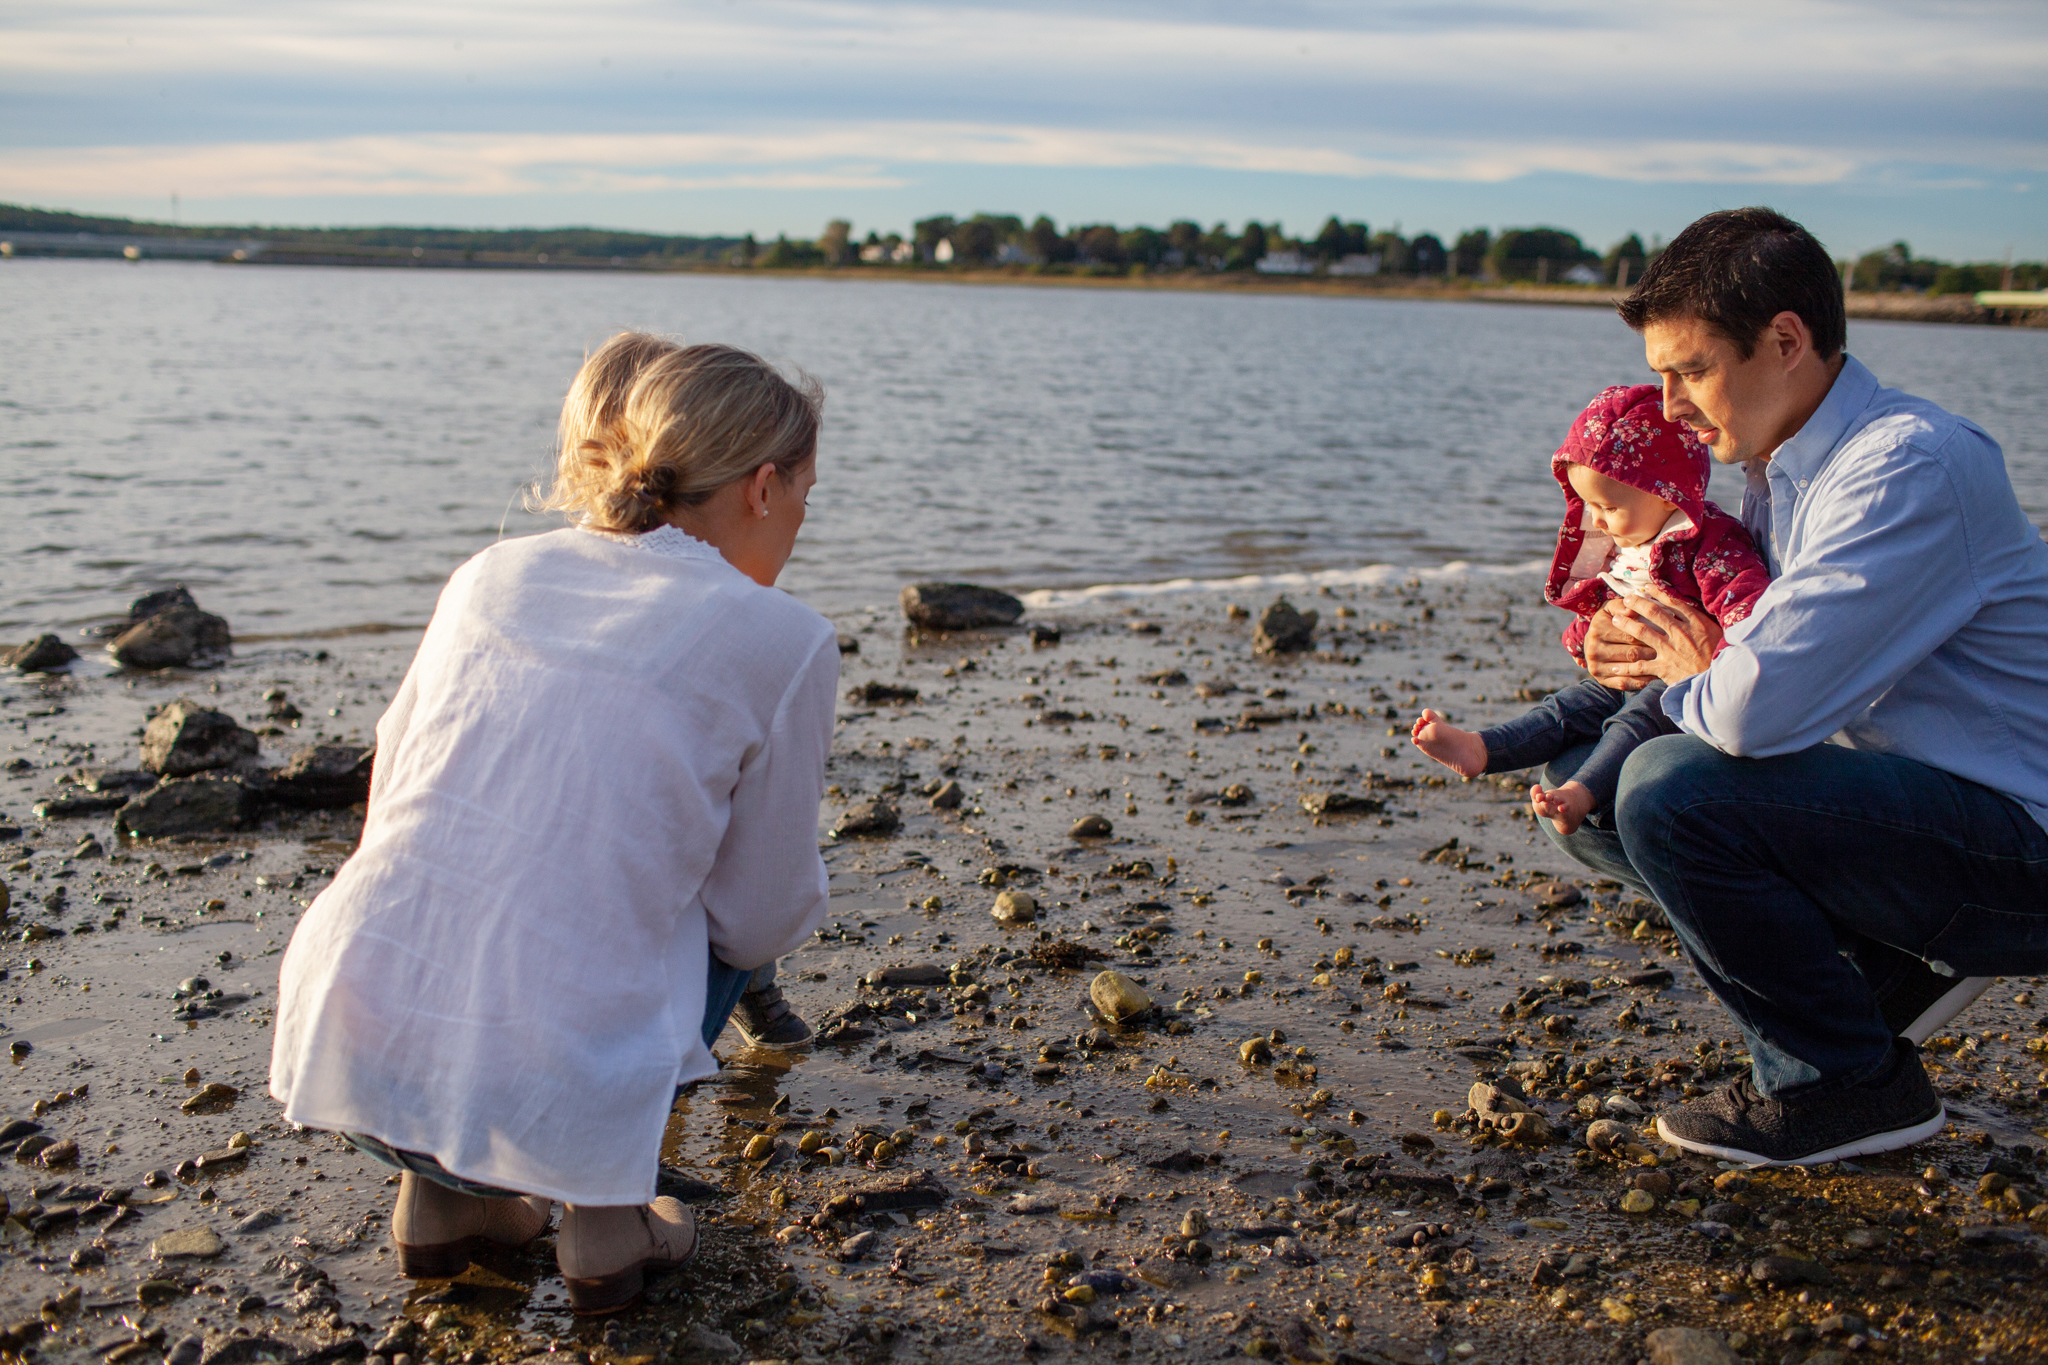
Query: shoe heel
395 1236 481 1279
565 1265 646 1316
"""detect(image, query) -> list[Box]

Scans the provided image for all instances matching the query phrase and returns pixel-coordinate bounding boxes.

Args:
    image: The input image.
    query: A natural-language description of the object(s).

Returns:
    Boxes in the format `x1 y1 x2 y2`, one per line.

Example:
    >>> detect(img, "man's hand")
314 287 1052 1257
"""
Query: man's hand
1583 608 1658 690
1601 584 1724 684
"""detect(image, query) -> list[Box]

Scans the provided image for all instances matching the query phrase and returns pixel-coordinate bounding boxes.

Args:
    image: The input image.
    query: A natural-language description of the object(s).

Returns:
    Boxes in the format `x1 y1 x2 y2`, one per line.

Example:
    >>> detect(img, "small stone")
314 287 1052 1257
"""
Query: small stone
1620 1189 1657 1214
1270 1235 1317 1266
838 1229 879 1261
1008 1194 1060 1215
1239 1037 1273 1065
680 1325 741 1359
929 779 964 810
110 590 232 671
1583 1118 1632 1152
1644 1326 1743 1365
1252 599 1318 654
900 583 1025 631
1027 623 1061 645
139 699 257 776
35 1138 78 1169
151 1226 225 1259
1532 881 1584 908
830 798 901 839
991 890 1038 925
1751 1254 1830 1288
743 1135 774 1161
179 1081 239 1114
1068 814 1113 839
2 635 78 674
269 743 374 809
117 774 255 838
1089 970 1152 1024
232 1208 284 1233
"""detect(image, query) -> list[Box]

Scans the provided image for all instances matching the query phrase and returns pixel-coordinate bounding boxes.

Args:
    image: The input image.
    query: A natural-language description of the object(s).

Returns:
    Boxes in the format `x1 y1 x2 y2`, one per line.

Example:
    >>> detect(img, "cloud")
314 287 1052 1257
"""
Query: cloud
0 124 1876 202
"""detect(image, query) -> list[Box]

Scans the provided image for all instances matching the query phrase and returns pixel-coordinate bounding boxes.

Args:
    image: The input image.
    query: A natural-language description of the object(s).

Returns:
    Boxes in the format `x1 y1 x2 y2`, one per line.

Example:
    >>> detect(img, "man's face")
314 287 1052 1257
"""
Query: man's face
1642 314 1794 466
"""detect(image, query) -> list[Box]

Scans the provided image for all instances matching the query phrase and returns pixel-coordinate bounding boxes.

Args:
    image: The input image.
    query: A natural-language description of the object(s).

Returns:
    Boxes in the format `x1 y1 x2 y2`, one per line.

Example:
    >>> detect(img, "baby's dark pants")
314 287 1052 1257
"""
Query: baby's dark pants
1479 677 1674 817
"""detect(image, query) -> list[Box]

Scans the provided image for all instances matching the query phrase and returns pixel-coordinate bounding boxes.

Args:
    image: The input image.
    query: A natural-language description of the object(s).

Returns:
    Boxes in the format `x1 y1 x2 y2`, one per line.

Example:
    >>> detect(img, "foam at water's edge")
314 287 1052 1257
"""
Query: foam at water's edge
1017 559 1551 610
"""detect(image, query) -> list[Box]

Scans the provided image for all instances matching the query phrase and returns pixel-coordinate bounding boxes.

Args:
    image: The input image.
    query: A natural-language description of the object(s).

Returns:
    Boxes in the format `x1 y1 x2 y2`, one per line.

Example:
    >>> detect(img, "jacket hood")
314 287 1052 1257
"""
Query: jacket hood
1545 384 1715 613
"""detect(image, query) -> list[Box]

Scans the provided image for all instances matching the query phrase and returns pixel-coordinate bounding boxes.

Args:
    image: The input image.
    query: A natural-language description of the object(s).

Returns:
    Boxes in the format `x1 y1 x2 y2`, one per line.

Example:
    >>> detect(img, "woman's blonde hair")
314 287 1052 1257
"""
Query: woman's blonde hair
535 332 822 534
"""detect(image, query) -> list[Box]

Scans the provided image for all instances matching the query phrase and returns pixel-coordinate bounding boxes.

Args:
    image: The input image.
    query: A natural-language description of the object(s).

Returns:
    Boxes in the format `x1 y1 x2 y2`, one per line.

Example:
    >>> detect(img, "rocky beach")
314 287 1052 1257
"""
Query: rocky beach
1 575 2046 1365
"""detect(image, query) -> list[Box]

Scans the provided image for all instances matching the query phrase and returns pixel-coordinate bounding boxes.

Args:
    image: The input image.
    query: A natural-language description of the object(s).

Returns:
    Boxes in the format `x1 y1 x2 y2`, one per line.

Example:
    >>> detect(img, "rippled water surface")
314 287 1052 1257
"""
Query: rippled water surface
3 258 2044 634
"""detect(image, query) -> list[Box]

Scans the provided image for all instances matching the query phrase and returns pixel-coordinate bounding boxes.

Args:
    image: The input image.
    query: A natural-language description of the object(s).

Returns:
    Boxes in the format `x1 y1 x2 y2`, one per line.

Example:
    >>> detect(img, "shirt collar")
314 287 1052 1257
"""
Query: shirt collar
1767 353 1879 483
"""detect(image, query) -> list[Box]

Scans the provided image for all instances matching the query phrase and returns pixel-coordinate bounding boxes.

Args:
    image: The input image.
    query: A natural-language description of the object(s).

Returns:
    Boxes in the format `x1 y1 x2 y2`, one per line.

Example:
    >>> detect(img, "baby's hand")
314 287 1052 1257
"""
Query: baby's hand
1411 709 1488 779
1529 780 1596 836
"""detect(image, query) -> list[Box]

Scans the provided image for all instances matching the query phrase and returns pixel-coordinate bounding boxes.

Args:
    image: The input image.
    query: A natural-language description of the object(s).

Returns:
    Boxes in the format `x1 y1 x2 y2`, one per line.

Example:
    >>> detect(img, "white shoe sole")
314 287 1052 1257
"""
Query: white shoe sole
1901 976 1994 1046
1655 1104 1947 1168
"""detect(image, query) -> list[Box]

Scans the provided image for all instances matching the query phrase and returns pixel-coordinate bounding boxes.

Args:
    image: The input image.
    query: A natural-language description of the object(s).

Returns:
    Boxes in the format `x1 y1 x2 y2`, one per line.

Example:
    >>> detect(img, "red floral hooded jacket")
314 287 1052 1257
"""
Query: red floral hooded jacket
1545 384 1772 664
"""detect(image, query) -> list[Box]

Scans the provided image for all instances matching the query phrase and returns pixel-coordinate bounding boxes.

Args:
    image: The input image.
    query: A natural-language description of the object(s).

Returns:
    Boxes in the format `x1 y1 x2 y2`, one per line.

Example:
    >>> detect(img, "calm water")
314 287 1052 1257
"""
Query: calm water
3 257 2045 636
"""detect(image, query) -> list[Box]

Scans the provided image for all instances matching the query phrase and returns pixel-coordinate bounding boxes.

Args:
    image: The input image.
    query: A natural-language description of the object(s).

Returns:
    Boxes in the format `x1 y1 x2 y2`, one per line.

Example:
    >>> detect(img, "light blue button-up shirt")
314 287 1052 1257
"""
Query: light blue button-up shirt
1662 354 2048 830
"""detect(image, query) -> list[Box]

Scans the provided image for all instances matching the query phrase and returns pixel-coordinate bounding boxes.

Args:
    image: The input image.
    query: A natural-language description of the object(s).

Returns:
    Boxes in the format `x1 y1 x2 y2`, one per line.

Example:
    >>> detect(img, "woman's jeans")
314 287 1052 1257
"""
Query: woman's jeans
1542 732 2048 1096
348 951 754 1198
1481 677 1673 817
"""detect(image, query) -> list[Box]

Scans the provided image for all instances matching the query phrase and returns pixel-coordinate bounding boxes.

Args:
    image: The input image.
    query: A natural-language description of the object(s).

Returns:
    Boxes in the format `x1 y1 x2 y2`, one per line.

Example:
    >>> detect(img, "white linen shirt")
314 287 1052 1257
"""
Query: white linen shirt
269 525 838 1205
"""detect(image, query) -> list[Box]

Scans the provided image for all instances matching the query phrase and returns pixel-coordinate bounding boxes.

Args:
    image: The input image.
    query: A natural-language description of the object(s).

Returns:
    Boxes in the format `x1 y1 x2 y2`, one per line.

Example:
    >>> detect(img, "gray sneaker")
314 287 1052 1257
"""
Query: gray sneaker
1655 1040 1945 1167
730 983 813 1048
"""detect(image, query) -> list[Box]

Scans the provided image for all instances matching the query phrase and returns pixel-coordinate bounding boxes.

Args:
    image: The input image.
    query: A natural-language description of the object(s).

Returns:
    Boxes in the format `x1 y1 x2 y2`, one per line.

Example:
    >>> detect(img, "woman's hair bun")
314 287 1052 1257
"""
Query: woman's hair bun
533 333 821 534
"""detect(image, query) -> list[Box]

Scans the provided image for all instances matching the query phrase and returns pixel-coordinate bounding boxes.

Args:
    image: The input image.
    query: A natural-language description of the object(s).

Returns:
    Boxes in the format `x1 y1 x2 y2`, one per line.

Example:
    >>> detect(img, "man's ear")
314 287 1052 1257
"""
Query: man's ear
1767 310 1813 368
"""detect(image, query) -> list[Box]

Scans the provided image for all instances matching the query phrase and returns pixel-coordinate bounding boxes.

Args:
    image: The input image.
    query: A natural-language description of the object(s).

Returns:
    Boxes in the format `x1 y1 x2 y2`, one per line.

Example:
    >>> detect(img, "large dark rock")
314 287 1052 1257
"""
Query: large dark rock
112 608 232 670
830 798 901 839
116 775 255 838
899 583 1024 632
269 744 374 809
1252 598 1318 654
1 635 78 673
109 586 230 670
140 699 260 777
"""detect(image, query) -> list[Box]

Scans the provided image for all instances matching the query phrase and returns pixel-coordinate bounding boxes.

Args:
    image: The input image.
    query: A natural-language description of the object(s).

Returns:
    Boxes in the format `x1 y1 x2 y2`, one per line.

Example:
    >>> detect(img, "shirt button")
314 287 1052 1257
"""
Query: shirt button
1797 479 1808 488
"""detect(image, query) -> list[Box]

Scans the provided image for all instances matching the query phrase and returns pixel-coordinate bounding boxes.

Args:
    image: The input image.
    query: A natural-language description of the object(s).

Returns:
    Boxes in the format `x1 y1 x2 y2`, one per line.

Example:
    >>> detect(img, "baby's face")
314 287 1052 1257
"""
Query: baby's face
1567 463 1678 547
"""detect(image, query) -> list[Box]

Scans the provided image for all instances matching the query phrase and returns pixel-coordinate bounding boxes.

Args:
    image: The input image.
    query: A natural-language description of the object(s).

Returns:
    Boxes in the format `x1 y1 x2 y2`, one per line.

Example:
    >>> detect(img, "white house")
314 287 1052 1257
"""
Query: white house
1327 253 1382 277
1255 250 1313 275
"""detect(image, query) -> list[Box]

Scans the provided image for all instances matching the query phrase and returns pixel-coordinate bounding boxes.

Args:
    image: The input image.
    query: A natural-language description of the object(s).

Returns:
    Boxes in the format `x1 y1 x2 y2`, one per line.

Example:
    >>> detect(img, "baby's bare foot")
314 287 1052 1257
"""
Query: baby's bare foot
1411 709 1487 779
1529 780 1597 836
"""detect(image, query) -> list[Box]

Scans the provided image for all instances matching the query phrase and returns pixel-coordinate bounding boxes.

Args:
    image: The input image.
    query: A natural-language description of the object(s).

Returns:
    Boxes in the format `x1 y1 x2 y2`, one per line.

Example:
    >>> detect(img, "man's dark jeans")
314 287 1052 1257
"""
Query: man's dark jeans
1481 677 1674 817
1541 733 2048 1096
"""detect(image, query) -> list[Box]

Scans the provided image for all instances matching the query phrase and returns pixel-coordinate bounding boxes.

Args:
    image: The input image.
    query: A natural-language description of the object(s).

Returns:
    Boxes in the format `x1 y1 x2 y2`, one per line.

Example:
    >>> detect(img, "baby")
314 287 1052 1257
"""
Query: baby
1412 384 1772 833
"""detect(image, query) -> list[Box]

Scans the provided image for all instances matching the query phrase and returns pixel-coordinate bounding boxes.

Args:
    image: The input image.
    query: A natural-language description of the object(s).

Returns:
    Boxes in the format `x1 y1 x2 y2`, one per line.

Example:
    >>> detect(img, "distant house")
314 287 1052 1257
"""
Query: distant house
1327 253 1382 277
1255 250 1314 275
1562 263 1604 285
932 239 956 264
996 242 1027 265
891 241 914 263
859 243 887 263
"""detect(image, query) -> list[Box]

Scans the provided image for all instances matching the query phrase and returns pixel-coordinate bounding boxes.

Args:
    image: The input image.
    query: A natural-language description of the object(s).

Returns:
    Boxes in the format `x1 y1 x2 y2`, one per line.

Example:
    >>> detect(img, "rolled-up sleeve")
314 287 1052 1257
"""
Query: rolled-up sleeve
1664 452 1982 756
698 633 840 970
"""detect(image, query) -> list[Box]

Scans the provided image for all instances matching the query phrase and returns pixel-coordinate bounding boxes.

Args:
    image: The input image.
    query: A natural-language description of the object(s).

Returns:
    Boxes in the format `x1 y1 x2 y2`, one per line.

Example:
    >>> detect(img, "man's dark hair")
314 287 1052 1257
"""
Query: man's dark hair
1618 207 1845 360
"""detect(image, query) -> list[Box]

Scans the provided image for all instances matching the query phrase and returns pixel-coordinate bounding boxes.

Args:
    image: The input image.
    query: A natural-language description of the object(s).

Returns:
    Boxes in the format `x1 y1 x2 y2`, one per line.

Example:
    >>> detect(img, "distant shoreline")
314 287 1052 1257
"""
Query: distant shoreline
5 240 2038 328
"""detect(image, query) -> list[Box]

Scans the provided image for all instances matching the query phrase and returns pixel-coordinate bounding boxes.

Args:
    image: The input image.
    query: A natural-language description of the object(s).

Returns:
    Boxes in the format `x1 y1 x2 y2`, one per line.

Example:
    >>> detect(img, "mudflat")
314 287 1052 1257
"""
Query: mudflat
2 577 2044 1365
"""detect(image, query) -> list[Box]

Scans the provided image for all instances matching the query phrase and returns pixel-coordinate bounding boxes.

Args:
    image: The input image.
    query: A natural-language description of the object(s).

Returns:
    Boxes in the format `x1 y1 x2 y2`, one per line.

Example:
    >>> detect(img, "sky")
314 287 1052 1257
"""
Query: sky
2 1 2044 261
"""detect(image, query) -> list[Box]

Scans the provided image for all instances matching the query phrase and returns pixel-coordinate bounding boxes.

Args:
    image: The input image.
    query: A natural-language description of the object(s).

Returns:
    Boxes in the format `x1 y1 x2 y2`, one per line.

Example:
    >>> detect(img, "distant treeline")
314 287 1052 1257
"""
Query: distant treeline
2 201 2038 293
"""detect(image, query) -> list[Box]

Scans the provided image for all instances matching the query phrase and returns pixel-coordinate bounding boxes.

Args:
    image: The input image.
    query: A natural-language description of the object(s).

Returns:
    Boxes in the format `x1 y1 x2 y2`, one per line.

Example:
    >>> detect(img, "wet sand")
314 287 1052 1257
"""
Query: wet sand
2 577 2046 1365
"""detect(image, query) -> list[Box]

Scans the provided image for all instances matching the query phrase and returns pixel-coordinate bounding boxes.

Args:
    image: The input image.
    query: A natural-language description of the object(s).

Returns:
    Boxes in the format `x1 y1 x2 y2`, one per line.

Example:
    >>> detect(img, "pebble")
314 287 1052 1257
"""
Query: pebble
831 798 901 839
1088 970 1151 1024
150 1226 224 1260
991 890 1038 925
1068 814 1113 839
1644 1326 1744 1365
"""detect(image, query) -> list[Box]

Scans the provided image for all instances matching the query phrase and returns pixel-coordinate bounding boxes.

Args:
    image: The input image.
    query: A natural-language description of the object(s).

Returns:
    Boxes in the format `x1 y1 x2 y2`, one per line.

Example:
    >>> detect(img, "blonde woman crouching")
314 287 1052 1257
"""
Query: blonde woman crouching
269 334 836 1314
